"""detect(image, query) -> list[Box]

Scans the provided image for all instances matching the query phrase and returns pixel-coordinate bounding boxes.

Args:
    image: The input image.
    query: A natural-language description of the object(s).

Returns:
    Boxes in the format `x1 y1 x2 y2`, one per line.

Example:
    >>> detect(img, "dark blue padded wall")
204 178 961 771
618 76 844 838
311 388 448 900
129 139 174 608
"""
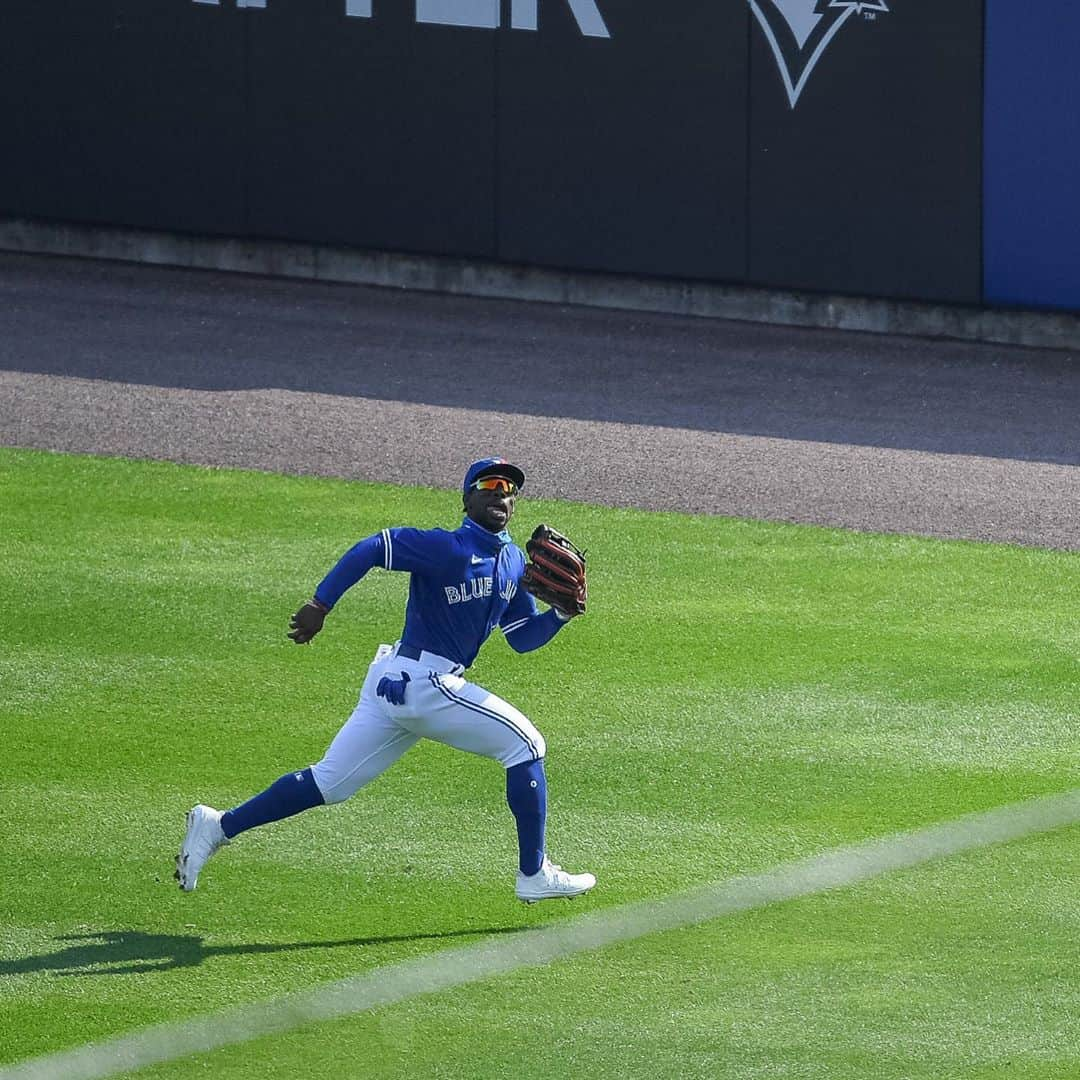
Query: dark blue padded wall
748 0 983 306
9 2 1077 314
0 0 247 234
984 1 1080 311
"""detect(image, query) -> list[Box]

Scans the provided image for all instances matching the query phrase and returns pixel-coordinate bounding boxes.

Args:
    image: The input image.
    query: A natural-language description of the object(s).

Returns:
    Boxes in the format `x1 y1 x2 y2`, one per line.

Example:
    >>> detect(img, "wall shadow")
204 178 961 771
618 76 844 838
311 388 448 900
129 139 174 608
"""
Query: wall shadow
2 253 1078 465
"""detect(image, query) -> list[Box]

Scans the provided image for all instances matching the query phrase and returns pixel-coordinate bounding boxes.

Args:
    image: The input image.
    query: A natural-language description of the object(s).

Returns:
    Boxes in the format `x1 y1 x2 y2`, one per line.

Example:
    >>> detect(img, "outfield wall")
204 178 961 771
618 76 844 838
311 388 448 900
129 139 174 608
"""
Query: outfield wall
983 1 1080 313
2 1 1078 316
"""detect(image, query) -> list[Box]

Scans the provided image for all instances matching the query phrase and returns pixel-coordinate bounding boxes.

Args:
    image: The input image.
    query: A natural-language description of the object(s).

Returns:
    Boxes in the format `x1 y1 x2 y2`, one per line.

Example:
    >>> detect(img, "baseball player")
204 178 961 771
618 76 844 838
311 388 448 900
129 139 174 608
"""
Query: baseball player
175 458 595 903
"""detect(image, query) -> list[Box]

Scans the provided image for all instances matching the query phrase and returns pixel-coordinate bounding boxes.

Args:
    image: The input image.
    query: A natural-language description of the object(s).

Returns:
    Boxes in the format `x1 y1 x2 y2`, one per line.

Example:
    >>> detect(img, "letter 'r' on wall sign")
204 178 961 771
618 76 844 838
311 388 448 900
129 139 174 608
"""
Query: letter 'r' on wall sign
511 0 609 36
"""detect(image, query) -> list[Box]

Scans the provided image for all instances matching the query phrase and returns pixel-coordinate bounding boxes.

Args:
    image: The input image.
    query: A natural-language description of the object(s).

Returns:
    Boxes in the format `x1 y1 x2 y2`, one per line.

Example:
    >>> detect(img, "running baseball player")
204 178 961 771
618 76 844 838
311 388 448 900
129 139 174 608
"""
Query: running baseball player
175 458 595 903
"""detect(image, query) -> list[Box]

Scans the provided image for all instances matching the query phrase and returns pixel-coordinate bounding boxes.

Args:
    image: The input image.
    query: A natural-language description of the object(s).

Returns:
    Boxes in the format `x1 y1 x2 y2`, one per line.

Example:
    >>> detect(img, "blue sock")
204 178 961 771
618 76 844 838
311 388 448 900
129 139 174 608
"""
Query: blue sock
505 758 547 876
220 767 325 839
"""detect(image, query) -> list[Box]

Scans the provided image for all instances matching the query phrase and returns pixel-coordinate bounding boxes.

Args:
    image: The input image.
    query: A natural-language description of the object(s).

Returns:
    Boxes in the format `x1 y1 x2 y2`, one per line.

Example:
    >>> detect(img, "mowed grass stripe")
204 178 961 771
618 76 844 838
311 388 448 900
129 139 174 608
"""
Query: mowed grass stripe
4 787 1080 1080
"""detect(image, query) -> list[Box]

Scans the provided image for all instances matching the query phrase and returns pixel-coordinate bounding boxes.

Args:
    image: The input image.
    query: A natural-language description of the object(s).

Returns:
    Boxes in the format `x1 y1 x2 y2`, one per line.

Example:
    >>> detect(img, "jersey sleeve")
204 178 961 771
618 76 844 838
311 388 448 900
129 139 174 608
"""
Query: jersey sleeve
382 527 456 574
500 576 569 652
313 527 452 609
499 578 540 635
501 606 567 653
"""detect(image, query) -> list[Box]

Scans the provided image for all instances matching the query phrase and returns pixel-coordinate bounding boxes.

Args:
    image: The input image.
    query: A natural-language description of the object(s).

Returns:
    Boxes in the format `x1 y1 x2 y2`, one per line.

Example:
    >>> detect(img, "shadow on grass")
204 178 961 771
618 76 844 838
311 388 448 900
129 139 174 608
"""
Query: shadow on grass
1 926 527 977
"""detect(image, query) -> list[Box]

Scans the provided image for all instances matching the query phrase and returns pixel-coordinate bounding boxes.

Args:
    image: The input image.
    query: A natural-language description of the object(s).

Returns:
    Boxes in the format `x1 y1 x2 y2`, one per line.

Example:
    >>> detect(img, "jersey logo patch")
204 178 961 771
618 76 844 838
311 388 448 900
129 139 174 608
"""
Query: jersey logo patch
445 578 493 604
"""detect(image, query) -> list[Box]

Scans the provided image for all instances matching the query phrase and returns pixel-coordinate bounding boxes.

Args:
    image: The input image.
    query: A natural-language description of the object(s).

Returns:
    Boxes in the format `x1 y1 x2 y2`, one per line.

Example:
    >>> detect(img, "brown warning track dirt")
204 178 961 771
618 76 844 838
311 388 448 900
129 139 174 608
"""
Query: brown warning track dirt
2 252 1077 549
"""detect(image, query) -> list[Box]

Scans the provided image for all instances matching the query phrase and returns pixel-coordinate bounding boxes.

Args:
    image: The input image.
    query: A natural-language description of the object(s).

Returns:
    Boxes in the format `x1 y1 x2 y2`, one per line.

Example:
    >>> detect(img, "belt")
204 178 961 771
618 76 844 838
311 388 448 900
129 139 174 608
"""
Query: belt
395 642 465 675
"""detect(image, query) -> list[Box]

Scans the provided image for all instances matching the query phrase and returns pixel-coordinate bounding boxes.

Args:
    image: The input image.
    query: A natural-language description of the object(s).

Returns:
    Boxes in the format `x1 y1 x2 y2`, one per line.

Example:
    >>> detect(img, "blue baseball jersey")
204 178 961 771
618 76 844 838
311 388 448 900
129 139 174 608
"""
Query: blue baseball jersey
313 517 562 668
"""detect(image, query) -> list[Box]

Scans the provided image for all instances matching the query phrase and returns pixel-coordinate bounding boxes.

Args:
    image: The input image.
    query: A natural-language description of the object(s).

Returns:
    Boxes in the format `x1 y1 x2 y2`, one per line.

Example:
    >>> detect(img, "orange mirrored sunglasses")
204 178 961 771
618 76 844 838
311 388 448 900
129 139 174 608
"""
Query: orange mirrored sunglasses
471 476 518 495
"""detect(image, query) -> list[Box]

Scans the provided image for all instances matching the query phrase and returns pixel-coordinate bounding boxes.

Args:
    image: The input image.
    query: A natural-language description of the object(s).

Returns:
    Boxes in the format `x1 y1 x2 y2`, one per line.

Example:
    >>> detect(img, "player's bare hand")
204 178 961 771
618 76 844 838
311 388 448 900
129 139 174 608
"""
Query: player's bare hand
288 600 328 644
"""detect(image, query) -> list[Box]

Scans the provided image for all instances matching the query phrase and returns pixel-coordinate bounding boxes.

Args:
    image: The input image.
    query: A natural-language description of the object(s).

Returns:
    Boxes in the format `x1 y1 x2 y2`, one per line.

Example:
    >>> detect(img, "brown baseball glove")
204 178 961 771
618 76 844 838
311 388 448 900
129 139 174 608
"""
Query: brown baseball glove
522 524 587 618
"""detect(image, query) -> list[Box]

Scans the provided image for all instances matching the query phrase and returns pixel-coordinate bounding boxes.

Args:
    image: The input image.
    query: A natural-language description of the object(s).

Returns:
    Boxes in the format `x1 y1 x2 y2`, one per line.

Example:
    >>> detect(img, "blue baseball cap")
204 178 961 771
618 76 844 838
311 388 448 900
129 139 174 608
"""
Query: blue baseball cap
463 457 526 493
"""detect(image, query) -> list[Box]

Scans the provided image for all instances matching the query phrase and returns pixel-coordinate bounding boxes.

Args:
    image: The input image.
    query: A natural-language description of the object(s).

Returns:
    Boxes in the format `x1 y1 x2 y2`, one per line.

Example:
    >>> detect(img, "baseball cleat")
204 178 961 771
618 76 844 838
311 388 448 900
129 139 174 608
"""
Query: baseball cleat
515 855 596 904
174 804 228 892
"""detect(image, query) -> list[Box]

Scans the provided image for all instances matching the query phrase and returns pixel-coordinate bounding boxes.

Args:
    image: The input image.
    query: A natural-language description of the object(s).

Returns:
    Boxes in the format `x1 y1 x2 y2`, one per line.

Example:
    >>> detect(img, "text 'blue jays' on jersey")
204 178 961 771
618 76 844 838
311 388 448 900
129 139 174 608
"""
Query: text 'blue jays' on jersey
313 517 564 668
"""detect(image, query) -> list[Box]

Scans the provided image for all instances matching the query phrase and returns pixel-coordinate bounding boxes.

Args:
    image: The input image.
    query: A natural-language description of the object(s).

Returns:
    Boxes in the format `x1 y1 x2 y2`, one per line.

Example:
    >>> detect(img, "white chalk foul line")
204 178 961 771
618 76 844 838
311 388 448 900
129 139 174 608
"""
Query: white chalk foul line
5 787 1080 1080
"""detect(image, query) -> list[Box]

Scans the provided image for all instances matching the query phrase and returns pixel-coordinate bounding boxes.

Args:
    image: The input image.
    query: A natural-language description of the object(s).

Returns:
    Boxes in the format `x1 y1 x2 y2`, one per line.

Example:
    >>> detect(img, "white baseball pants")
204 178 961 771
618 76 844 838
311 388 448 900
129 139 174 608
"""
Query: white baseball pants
310 643 546 804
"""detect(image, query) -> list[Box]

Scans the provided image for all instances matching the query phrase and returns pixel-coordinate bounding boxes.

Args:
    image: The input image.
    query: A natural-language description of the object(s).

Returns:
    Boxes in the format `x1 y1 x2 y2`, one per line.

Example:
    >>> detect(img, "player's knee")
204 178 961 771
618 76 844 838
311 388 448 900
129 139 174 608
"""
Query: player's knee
503 739 545 770
309 762 350 805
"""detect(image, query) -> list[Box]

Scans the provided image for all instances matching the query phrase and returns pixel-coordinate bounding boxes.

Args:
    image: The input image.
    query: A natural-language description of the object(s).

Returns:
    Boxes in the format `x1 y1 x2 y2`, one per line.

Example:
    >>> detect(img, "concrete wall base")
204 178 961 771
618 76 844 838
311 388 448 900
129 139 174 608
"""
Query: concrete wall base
3 217 1078 352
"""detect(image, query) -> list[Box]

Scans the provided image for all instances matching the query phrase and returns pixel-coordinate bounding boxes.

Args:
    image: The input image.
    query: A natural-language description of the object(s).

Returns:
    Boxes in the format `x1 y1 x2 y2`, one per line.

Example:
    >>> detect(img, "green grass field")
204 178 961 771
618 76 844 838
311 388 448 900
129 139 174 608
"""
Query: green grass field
2 447 1079 1078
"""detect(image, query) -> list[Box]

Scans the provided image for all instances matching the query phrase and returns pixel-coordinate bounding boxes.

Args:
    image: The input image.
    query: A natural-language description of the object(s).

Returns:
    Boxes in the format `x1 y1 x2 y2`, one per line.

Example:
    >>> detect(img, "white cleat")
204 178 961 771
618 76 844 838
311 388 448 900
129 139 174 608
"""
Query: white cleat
174 804 228 892
515 855 596 904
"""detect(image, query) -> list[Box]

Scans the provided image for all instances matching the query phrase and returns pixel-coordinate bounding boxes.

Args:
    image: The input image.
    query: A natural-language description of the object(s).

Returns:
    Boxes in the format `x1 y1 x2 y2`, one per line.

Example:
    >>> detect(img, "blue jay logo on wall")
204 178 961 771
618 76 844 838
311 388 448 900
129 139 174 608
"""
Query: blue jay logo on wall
750 0 889 108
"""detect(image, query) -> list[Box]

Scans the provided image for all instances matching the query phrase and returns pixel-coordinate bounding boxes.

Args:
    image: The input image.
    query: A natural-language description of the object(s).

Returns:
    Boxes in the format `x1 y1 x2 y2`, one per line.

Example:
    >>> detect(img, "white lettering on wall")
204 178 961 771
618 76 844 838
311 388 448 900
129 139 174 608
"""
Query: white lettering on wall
511 0 609 37
192 0 611 38
416 0 498 29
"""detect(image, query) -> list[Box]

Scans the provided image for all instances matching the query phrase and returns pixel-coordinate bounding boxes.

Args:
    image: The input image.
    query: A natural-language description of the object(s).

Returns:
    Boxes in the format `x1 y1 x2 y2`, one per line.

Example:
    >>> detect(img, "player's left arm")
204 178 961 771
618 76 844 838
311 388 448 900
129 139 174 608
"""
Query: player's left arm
499 578 572 654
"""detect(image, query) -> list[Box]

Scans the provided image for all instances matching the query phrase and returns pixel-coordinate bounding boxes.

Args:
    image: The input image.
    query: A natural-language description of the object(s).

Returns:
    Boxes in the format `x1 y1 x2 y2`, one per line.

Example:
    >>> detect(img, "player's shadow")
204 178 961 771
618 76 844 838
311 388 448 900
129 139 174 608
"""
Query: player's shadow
0 926 526 977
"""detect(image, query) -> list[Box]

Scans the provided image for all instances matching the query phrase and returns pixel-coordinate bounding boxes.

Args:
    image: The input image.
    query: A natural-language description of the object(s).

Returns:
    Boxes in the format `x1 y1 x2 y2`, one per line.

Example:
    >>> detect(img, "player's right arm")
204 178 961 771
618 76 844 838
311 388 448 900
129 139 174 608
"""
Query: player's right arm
289 527 452 645
313 528 453 608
